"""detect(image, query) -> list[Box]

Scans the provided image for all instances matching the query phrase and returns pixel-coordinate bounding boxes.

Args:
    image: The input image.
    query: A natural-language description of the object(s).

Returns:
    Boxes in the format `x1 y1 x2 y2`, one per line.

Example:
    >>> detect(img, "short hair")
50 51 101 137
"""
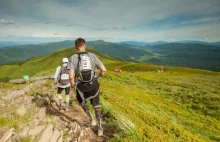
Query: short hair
75 38 86 50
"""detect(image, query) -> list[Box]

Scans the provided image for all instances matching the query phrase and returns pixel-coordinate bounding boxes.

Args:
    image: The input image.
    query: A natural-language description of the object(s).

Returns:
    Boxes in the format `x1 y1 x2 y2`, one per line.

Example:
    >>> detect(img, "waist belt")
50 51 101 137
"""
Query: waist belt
76 86 100 104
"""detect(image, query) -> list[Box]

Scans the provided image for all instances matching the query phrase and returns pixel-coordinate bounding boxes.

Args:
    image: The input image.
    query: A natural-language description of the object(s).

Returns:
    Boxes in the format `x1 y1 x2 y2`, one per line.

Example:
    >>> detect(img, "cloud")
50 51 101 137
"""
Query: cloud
94 27 127 31
0 19 15 24
54 33 60 35
0 0 220 41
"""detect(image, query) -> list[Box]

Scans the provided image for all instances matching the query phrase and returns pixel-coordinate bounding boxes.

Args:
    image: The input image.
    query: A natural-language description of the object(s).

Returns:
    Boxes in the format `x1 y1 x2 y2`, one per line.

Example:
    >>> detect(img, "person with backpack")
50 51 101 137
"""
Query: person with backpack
54 57 71 111
68 38 106 136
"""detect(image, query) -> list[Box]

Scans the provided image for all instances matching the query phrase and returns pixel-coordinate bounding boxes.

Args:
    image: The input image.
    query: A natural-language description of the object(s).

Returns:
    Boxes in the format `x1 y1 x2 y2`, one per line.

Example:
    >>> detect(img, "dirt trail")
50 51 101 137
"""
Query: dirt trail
0 79 111 142
46 94 107 142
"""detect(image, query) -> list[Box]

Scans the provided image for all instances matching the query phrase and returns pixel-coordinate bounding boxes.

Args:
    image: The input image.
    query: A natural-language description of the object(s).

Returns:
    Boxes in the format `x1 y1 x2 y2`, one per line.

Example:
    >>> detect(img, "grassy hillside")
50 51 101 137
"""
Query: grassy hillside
0 40 74 65
0 47 220 141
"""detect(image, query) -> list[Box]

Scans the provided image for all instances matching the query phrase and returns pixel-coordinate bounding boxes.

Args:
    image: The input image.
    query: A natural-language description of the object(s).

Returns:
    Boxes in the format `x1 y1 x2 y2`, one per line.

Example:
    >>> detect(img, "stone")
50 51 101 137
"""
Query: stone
0 128 14 142
77 137 81 141
68 127 73 134
44 97 50 105
79 130 85 137
50 129 60 142
36 108 46 121
28 125 46 136
57 130 63 142
19 126 29 137
73 122 80 134
37 99 45 107
38 124 53 142
16 105 26 116
4 90 25 100
14 97 24 104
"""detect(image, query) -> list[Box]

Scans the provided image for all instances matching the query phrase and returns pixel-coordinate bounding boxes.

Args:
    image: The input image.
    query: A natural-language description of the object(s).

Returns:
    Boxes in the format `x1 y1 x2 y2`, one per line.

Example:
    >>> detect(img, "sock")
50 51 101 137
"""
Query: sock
57 94 62 105
58 94 62 99
65 95 70 108
82 103 93 121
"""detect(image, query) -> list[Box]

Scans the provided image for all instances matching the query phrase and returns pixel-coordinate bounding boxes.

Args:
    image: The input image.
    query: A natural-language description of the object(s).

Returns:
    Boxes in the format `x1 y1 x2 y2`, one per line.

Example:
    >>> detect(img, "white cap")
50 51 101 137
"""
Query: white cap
62 57 69 63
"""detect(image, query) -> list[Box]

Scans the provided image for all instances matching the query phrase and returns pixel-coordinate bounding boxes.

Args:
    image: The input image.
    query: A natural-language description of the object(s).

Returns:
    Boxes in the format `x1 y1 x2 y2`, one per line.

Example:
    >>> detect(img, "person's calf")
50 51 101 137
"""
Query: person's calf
65 95 70 111
81 103 94 122
94 105 103 136
94 105 102 128
57 94 62 109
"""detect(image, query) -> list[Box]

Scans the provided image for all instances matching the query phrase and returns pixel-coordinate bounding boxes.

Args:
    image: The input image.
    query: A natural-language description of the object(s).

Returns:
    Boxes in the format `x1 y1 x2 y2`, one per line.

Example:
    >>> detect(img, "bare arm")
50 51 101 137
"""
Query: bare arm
54 66 61 84
69 69 75 88
98 65 106 77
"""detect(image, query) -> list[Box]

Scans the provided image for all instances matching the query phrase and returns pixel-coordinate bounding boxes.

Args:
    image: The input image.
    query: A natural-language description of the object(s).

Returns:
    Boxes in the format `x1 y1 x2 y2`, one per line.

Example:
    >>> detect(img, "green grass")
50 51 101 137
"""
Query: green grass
1 47 220 141
100 71 220 141
21 136 32 142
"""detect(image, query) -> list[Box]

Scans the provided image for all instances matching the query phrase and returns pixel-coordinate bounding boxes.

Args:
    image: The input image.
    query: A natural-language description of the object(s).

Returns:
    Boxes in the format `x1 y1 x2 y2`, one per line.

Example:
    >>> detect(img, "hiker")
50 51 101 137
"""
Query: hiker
68 38 106 136
54 57 71 111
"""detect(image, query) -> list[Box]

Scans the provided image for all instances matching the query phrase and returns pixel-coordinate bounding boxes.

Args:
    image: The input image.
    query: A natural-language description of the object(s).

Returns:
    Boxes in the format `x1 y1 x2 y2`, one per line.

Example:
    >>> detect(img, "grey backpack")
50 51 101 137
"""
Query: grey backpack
59 66 69 85
77 52 95 82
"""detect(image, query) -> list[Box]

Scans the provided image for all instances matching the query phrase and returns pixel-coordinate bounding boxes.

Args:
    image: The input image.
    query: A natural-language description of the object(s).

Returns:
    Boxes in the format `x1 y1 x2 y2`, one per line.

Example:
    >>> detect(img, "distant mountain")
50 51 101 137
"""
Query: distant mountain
89 41 220 71
117 41 148 46
0 41 30 48
0 40 74 65
174 40 220 47
140 43 220 71
117 40 168 46
210 42 220 46
117 40 220 47
87 40 153 61
1 40 220 71
145 41 168 46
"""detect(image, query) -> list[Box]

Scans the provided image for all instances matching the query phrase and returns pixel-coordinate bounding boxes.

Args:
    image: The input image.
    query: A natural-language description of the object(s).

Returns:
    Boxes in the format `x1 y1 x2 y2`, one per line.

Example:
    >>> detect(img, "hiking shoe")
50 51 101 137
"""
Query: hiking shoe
98 128 103 136
91 119 96 126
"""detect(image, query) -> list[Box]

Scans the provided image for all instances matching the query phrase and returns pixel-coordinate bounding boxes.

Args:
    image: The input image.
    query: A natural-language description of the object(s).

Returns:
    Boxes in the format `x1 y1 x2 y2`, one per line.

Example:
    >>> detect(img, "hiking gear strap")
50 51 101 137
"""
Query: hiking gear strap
77 86 100 104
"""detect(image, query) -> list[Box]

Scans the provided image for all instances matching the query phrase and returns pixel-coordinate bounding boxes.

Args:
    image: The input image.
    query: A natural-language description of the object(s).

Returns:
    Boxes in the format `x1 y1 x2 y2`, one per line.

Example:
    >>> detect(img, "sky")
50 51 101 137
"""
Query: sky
0 0 220 42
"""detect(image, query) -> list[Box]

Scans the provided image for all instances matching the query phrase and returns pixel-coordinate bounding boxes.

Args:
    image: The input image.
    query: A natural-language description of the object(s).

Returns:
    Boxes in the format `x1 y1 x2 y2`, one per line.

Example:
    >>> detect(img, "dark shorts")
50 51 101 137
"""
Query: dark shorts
76 80 100 106
57 87 70 95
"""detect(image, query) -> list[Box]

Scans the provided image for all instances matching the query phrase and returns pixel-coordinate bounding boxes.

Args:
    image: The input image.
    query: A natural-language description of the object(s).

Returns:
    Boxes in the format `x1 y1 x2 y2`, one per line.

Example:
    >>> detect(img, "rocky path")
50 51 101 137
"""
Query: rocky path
0 79 109 142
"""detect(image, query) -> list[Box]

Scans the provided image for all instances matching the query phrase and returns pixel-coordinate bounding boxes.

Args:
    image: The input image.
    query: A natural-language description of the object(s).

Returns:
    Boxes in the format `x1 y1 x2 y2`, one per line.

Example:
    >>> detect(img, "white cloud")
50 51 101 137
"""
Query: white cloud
0 19 15 24
0 0 220 41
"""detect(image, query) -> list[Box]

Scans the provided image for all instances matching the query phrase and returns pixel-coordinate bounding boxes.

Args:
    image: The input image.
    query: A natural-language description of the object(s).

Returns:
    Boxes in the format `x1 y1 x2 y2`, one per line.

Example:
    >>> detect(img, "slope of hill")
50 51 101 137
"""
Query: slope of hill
87 41 220 71
0 47 220 141
0 40 74 65
140 43 220 71
87 40 152 61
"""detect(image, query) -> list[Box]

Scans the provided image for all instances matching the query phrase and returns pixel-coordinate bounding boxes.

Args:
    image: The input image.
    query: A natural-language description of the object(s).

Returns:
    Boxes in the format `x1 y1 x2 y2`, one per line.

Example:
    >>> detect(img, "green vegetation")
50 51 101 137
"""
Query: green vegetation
0 40 74 65
0 47 127 79
21 136 32 142
0 47 219 141
100 71 220 141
